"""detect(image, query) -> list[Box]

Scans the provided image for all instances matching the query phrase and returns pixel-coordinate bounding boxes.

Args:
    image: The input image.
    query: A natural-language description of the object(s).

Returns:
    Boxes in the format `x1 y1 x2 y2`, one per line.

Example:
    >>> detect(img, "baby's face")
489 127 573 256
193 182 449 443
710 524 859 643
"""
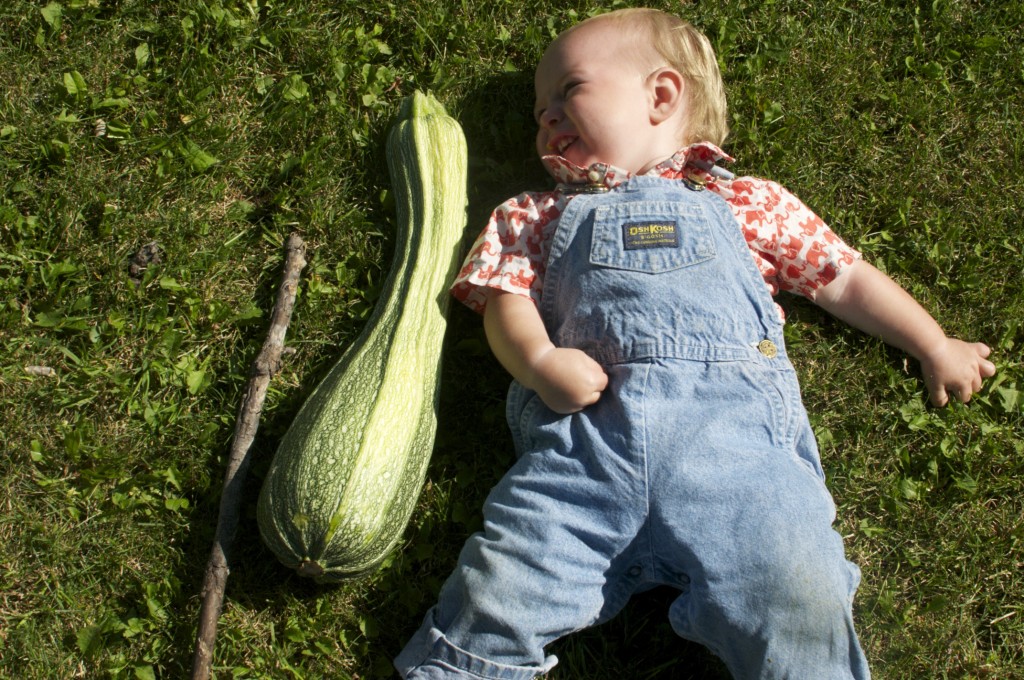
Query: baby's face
534 21 676 175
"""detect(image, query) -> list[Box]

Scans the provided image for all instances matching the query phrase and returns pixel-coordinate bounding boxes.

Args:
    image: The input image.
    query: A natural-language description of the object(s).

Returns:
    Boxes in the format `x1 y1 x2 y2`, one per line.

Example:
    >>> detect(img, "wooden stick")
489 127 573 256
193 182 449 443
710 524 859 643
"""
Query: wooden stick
191 233 307 680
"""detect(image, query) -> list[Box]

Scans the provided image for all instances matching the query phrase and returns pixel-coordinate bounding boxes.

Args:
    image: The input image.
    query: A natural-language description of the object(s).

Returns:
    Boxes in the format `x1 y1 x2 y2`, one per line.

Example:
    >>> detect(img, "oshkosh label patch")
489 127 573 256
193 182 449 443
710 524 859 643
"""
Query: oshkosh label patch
622 221 679 250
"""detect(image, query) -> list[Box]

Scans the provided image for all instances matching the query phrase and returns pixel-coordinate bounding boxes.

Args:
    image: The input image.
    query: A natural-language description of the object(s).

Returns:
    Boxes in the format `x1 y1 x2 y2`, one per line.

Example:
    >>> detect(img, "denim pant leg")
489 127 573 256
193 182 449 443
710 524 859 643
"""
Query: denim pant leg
396 382 648 679
643 361 869 679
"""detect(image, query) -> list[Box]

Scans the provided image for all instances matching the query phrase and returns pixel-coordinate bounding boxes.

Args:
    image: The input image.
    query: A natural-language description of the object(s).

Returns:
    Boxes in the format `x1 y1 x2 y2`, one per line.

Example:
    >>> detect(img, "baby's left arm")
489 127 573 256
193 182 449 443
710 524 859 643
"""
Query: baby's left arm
814 259 996 406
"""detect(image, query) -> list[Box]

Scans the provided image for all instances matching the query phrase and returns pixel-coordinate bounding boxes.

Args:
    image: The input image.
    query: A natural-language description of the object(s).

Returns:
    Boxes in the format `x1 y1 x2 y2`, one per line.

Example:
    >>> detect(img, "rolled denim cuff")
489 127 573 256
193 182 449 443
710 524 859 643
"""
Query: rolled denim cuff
395 615 557 680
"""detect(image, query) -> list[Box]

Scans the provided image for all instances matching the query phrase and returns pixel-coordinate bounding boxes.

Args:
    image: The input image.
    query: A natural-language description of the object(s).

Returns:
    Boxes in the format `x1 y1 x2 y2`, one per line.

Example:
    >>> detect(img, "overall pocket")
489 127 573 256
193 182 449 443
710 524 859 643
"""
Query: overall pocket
589 199 717 274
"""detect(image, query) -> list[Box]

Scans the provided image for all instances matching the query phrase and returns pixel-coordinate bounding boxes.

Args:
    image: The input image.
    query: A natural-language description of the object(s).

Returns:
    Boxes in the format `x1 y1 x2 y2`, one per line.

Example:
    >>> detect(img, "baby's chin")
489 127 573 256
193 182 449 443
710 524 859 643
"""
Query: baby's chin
539 152 600 171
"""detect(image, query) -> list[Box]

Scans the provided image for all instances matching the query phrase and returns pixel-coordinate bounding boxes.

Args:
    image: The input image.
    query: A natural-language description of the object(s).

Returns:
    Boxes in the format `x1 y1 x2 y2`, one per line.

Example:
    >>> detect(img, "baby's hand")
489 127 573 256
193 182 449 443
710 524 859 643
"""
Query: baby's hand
529 347 609 414
919 338 996 406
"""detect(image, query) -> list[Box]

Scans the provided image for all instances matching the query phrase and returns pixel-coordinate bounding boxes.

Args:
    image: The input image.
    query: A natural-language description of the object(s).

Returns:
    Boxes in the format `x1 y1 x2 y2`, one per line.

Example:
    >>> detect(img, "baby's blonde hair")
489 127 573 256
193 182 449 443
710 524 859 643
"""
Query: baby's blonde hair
564 8 729 146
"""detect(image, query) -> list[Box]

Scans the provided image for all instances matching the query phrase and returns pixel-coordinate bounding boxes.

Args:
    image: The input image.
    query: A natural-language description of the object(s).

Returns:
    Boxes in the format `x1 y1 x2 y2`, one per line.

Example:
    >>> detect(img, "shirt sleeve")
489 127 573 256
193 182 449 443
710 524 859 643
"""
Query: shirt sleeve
715 177 861 299
449 191 560 314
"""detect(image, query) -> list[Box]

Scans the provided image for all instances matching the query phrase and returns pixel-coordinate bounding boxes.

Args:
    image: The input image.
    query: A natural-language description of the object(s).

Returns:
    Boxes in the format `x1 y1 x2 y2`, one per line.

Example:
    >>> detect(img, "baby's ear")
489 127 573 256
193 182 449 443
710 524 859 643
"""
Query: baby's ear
648 67 685 125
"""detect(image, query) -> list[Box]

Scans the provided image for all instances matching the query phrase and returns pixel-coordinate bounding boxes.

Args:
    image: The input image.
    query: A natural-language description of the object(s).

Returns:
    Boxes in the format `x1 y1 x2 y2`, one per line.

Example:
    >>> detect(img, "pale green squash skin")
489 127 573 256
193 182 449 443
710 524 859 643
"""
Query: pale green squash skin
256 91 468 581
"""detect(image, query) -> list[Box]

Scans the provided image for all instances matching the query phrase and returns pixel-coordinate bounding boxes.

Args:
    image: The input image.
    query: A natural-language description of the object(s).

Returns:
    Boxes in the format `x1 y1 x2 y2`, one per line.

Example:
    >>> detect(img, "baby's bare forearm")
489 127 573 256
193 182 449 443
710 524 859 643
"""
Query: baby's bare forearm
815 260 947 360
483 289 608 413
483 289 556 385
815 259 995 404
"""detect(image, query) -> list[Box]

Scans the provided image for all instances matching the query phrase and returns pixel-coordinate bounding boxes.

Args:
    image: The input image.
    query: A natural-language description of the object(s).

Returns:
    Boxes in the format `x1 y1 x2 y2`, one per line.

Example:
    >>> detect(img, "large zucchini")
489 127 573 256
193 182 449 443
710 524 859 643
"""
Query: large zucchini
257 90 468 581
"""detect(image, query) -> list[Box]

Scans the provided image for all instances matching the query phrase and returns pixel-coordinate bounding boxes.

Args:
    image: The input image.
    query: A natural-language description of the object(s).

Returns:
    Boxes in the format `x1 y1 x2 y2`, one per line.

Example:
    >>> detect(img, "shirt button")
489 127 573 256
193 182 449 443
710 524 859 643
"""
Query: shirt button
758 339 778 358
627 565 642 577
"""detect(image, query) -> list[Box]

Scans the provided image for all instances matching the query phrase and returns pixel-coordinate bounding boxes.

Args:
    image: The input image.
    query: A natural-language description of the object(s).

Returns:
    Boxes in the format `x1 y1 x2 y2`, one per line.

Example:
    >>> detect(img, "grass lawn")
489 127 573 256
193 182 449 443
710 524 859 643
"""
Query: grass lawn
1 0 1022 678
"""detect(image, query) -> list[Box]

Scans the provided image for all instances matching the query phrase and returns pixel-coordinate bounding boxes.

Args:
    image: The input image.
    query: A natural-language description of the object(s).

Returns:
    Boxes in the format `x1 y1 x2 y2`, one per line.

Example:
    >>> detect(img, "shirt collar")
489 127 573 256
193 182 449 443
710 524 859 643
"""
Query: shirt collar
541 143 735 192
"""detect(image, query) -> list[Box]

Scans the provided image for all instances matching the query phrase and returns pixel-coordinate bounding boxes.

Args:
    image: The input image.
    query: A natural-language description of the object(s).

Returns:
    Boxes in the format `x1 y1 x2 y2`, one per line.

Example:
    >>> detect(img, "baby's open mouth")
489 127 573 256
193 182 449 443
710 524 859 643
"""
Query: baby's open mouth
550 136 576 155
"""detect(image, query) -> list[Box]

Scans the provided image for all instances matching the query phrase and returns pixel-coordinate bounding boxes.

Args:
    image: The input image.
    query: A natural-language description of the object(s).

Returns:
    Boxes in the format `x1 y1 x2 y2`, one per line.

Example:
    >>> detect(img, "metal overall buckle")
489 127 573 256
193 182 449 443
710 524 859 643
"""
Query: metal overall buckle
682 175 707 192
561 167 611 195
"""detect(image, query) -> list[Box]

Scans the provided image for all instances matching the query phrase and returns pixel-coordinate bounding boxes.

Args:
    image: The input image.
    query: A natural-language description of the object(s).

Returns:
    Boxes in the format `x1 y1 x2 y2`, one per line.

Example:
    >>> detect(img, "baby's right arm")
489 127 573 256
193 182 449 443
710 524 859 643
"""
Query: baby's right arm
483 289 608 414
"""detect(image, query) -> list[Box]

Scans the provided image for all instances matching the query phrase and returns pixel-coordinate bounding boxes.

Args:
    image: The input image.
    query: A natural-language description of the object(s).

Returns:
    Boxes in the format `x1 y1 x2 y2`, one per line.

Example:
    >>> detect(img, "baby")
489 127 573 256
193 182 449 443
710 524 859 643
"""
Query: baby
395 8 995 679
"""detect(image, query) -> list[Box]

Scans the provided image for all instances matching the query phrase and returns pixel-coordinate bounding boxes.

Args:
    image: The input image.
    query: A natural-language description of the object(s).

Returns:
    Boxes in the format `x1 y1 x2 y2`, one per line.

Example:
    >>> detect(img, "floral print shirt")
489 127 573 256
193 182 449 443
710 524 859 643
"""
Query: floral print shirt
451 143 860 322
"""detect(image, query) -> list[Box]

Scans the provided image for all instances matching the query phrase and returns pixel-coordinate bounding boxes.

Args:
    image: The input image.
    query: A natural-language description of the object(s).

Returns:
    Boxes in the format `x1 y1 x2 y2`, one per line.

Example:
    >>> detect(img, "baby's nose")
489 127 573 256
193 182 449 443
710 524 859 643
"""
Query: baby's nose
539 107 561 128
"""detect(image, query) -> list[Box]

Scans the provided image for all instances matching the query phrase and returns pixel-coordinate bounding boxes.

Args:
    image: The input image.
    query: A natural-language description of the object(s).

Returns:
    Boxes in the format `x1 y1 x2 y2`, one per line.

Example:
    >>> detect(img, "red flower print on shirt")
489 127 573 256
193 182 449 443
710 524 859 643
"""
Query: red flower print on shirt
450 144 861 317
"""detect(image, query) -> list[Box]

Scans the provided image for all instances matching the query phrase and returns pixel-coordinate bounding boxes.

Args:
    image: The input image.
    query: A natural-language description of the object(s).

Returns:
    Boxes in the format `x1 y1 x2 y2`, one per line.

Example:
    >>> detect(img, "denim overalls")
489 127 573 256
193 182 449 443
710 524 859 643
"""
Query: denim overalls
396 176 870 679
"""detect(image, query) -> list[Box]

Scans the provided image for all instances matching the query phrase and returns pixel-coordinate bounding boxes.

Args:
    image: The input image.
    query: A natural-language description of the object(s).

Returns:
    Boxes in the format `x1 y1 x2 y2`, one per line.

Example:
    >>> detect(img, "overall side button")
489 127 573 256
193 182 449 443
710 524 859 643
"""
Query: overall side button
757 339 778 358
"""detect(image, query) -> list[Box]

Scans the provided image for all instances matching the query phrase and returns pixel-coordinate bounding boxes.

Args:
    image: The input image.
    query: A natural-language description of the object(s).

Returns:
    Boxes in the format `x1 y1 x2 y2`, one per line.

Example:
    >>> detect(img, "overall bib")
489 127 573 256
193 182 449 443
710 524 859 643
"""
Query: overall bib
397 176 870 680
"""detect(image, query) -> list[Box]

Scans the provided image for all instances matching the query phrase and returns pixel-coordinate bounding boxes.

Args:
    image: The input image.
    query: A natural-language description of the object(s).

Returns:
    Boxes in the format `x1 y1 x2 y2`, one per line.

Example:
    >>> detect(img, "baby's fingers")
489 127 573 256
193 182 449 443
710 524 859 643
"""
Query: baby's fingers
932 380 976 406
928 384 951 407
965 343 997 398
924 340 997 406
974 342 997 378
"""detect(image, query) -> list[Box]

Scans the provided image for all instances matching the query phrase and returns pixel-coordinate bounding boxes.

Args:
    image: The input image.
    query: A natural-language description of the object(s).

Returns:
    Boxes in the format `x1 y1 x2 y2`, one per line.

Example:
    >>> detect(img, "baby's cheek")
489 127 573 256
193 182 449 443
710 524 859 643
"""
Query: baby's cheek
535 131 548 159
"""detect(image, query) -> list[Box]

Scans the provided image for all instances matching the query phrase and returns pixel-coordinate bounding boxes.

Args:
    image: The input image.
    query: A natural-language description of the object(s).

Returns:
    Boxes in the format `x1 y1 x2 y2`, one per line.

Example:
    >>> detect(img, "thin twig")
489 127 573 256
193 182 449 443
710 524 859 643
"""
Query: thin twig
191 233 307 680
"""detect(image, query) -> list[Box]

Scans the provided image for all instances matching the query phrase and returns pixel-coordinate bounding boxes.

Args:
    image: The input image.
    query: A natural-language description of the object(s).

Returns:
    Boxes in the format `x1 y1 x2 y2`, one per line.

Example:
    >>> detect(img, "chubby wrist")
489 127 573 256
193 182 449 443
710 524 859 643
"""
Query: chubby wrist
521 342 559 391
908 330 952 366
